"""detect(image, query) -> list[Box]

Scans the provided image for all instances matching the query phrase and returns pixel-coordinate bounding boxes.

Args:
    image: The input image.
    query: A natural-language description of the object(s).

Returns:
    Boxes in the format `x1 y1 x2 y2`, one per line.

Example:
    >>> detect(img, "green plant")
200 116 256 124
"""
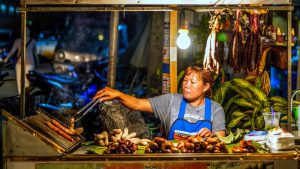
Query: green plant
212 73 299 131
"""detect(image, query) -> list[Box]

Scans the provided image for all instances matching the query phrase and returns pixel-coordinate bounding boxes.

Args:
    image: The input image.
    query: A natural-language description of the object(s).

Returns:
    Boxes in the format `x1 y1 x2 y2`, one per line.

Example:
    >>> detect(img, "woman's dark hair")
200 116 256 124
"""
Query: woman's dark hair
184 66 214 98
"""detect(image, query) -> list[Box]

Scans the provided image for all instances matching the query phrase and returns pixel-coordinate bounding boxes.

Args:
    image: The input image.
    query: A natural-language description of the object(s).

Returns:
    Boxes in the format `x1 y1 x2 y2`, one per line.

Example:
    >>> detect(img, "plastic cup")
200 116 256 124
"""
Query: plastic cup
262 112 281 130
292 107 299 121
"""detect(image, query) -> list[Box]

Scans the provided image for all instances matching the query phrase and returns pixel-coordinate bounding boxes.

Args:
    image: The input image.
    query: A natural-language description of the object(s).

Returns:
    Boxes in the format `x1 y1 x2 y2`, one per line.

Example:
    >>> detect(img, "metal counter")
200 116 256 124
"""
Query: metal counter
3 153 299 169
4 151 299 161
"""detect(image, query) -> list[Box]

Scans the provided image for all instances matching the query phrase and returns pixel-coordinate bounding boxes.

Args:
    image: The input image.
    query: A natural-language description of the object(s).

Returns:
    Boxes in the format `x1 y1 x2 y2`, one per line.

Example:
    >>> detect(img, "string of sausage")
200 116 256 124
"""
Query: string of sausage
245 13 261 72
228 10 244 72
46 121 75 142
51 119 76 135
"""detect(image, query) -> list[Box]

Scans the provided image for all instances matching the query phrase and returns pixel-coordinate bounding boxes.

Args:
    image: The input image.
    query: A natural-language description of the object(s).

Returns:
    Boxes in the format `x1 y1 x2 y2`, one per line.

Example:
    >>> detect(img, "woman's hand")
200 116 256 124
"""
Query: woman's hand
94 86 153 113
94 86 121 102
197 128 212 137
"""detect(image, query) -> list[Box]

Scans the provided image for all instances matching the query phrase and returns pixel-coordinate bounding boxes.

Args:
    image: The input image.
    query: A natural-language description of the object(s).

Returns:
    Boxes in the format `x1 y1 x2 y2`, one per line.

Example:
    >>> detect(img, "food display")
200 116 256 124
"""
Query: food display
93 128 151 154
46 121 75 142
104 139 138 154
45 118 84 142
91 129 231 154
51 119 76 135
145 135 228 153
266 128 295 151
232 140 257 153
89 127 298 155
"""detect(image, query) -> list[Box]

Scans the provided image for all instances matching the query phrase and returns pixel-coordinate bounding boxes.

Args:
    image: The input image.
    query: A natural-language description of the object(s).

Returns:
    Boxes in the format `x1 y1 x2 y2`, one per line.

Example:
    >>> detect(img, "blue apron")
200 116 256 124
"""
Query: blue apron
168 98 212 140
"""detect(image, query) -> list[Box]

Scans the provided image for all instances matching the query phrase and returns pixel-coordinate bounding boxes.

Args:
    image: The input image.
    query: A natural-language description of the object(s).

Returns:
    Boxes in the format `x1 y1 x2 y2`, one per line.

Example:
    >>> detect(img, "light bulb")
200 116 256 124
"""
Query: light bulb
176 29 191 50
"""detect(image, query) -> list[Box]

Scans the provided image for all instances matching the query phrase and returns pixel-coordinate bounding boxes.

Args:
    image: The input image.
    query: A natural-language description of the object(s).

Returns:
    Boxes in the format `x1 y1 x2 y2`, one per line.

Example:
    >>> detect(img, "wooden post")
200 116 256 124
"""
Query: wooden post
107 11 119 88
162 11 178 94
170 11 178 93
20 8 27 118
162 12 170 94
287 10 292 131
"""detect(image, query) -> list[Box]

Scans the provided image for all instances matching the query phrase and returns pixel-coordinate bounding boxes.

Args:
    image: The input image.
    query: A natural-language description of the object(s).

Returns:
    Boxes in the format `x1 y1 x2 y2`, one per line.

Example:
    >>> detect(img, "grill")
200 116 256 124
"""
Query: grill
23 109 85 153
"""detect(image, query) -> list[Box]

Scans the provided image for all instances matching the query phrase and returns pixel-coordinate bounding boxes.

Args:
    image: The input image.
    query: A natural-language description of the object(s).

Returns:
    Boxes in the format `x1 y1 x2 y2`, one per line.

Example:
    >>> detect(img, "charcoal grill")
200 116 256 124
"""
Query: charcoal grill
3 109 85 154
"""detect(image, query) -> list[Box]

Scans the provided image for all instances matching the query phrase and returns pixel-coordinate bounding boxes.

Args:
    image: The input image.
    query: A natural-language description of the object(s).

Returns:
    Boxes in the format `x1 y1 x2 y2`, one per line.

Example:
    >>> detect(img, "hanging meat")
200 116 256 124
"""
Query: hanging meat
227 10 244 72
243 13 261 73
215 33 225 67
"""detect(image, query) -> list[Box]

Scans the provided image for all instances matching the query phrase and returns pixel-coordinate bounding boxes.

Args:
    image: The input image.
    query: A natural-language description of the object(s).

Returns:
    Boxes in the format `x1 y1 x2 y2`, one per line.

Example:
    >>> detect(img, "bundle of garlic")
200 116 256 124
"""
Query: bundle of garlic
94 128 151 146
203 9 232 74
203 24 219 73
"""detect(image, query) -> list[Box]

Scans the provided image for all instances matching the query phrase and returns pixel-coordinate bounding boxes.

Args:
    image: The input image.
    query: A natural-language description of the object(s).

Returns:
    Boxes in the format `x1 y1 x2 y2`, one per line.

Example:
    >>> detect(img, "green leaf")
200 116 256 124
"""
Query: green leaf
232 78 252 88
233 128 245 141
254 76 262 88
232 110 246 117
251 108 259 130
230 86 252 99
228 115 246 128
217 131 234 144
269 96 287 106
234 98 256 109
261 106 271 113
220 81 231 105
293 100 300 105
241 121 251 129
83 141 94 146
224 95 240 113
256 115 264 130
226 104 239 125
248 85 268 103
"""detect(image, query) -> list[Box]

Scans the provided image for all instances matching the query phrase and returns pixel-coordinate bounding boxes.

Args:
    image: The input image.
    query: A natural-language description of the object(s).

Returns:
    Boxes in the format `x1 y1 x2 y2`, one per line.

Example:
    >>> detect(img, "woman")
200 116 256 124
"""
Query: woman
4 26 37 95
94 66 225 139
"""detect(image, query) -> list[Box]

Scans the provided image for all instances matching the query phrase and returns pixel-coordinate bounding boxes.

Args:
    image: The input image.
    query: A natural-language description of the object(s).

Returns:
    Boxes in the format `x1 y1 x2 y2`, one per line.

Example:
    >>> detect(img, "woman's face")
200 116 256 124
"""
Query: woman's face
182 72 208 102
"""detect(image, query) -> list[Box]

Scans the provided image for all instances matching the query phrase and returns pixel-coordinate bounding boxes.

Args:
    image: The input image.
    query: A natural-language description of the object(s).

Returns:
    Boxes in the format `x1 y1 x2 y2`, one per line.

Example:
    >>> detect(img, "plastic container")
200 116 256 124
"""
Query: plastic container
292 106 299 121
293 105 300 137
262 112 281 130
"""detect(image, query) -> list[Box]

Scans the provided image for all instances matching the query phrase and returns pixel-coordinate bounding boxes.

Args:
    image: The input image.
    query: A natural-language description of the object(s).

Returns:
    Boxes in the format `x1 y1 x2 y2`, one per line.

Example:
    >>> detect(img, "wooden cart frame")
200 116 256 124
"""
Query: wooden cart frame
2 1 299 169
18 1 293 129
19 0 293 125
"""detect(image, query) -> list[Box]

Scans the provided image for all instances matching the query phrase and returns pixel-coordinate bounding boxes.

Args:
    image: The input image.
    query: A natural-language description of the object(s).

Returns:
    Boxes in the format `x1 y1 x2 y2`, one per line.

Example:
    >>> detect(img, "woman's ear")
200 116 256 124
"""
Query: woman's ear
203 83 211 92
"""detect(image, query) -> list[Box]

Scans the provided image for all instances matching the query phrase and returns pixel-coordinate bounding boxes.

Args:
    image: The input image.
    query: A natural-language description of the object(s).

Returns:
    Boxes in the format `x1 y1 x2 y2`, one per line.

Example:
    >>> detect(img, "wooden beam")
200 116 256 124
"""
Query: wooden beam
22 0 291 5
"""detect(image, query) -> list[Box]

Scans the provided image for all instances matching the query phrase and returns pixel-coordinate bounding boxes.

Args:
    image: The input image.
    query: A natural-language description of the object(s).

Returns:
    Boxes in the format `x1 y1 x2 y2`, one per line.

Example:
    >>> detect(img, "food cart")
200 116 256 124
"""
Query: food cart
2 0 299 169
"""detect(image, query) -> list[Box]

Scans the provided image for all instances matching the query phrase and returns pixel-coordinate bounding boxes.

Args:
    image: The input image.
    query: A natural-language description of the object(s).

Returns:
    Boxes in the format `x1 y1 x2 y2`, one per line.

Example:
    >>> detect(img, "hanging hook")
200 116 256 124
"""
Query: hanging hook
123 7 126 18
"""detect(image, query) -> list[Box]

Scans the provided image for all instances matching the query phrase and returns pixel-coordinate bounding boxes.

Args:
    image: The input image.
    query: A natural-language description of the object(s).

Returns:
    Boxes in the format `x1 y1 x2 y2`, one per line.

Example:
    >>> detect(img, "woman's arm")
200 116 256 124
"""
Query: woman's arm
94 86 153 113
4 39 20 62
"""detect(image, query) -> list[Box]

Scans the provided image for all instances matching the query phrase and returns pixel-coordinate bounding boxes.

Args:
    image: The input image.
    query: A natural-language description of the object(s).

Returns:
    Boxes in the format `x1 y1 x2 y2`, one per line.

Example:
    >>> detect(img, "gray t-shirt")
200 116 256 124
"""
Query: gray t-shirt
149 94 225 134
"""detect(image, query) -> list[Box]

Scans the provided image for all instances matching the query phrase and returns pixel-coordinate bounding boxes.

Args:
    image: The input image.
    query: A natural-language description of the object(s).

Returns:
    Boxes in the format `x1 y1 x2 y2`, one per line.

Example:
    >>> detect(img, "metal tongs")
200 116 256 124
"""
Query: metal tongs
71 98 101 123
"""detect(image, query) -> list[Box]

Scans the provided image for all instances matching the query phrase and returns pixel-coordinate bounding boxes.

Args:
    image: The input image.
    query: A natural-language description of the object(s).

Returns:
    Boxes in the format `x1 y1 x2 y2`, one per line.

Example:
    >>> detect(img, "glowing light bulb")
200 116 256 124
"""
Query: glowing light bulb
176 29 191 50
